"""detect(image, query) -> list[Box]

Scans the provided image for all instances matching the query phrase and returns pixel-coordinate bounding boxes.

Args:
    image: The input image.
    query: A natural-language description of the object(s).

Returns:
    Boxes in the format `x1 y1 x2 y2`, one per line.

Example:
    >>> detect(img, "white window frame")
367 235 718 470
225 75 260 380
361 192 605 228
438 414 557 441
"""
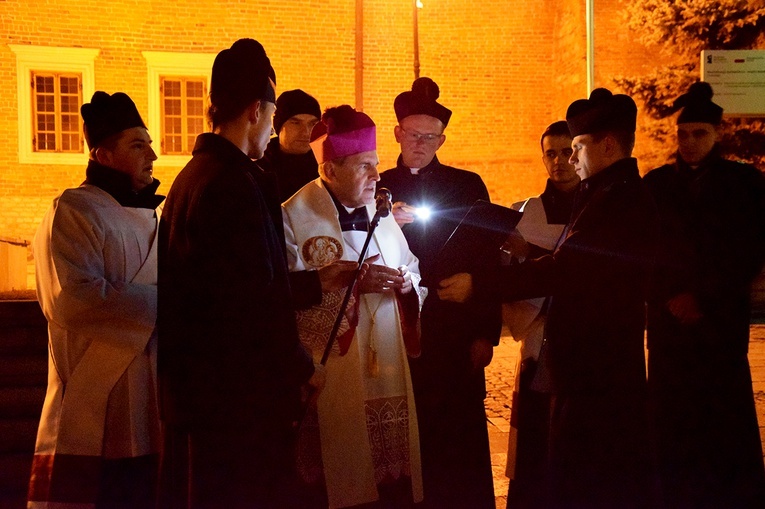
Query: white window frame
143 51 215 167
10 45 99 165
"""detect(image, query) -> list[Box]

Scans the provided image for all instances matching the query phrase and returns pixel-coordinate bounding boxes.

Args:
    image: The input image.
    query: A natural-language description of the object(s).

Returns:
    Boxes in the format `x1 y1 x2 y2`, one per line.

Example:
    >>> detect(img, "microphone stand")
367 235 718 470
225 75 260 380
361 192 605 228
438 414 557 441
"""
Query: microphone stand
299 201 390 425
320 206 387 365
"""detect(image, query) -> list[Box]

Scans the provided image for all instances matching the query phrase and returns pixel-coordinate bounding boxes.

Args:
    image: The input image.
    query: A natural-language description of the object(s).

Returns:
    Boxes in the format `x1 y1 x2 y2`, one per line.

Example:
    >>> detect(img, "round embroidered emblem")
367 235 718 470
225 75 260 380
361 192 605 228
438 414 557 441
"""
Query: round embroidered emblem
302 236 343 268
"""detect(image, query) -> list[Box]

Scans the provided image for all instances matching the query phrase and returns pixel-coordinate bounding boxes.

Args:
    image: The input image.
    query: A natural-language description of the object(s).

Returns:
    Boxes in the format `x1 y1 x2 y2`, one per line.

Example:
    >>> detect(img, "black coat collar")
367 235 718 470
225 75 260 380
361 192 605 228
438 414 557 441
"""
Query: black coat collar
85 160 164 209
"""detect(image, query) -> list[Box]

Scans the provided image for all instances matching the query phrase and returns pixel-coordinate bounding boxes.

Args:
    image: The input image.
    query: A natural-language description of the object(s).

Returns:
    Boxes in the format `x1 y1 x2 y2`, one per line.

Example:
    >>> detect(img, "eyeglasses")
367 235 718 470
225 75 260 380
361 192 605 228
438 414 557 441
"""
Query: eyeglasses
399 126 442 143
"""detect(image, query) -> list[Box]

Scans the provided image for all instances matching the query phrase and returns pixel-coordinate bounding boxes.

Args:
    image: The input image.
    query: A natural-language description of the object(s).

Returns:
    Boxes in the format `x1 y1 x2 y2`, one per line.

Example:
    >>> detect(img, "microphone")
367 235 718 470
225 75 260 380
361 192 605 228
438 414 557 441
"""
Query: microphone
375 188 392 218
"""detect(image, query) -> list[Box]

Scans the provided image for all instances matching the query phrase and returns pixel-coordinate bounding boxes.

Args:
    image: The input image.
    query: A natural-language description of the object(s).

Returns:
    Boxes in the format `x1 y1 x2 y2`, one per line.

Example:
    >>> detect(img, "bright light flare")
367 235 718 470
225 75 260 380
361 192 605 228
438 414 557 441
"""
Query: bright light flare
415 206 431 220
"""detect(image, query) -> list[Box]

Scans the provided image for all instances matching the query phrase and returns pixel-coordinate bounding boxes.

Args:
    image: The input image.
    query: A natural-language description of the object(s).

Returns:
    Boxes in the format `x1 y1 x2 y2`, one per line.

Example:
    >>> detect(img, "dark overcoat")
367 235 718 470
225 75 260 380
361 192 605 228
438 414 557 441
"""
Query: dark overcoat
259 136 319 202
379 155 501 509
474 157 660 508
158 133 313 430
644 151 765 508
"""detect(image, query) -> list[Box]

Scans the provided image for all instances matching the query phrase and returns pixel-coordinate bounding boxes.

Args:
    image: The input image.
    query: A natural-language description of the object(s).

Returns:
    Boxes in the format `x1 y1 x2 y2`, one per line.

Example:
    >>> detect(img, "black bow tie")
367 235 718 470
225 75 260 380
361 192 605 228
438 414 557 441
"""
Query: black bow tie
339 206 369 232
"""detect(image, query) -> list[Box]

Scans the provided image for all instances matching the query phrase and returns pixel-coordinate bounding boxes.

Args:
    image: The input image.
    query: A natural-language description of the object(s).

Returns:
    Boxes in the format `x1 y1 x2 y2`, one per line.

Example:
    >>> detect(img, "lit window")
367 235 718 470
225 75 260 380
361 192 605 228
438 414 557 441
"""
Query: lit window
32 72 83 153
160 77 207 155
143 51 215 166
10 45 98 165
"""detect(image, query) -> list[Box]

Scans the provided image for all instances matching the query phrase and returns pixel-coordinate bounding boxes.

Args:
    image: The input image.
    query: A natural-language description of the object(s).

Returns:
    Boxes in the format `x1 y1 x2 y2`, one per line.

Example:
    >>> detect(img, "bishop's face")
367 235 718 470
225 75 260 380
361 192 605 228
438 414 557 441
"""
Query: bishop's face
326 150 380 208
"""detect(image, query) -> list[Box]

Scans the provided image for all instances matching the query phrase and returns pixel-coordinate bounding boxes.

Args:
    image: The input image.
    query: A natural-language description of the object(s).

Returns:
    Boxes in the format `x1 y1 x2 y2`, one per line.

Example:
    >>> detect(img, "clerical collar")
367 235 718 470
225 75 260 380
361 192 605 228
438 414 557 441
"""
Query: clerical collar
324 182 370 232
397 154 440 176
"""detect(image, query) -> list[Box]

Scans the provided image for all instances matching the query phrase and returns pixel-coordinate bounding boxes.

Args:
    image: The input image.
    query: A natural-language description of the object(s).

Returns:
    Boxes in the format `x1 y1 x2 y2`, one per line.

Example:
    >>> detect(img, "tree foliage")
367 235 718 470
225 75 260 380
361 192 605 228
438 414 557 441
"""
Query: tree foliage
614 64 697 119
617 0 765 169
624 0 765 55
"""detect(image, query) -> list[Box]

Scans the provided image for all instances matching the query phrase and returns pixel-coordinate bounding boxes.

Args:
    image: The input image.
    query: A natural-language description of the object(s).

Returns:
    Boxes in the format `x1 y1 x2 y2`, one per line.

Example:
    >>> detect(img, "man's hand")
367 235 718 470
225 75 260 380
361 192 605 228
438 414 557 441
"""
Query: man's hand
304 363 327 407
359 260 406 294
397 265 413 294
318 260 360 293
436 273 474 303
470 338 494 371
392 201 416 227
501 229 530 262
666 292 703 325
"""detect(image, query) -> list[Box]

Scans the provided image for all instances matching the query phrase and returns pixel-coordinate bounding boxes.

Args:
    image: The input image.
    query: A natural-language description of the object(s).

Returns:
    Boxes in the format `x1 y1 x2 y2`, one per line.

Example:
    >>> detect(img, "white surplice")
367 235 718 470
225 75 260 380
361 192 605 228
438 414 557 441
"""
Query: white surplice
29 184 160 509
502 195 564 481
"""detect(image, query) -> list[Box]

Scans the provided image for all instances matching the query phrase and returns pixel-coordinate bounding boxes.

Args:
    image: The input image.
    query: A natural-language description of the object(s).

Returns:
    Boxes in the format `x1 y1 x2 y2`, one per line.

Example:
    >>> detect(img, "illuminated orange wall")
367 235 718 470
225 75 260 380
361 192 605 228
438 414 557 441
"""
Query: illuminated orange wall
0 0 673 284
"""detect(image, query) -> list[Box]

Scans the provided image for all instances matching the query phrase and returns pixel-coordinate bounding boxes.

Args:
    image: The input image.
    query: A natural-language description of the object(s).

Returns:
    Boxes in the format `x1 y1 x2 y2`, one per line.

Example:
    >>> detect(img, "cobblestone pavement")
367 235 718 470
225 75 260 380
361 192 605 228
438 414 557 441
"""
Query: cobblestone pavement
484 325 765 509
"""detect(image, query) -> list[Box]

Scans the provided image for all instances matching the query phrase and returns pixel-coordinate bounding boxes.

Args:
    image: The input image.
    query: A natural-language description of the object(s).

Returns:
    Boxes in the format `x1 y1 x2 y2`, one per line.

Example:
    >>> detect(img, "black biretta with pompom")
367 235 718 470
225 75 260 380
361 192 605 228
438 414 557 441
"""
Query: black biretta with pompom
209 38 276 126
566 88 637 138
394 77 452 127
674 81 723 125
81 91 146 149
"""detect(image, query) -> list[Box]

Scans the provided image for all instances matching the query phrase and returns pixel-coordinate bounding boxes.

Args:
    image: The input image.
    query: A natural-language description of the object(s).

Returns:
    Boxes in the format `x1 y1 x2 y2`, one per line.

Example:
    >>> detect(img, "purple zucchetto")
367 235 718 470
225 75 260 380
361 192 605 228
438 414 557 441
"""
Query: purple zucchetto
566 88 637 138
309 105 376 164
674 81 724 125
81 91 146 149
394 77 452 127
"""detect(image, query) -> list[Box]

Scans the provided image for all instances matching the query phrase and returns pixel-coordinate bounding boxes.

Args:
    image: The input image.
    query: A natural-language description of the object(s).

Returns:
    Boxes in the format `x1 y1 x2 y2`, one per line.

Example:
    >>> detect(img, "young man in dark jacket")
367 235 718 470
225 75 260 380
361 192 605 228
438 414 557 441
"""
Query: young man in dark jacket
644 81 765 509
440 88 660 508
157 39 323 509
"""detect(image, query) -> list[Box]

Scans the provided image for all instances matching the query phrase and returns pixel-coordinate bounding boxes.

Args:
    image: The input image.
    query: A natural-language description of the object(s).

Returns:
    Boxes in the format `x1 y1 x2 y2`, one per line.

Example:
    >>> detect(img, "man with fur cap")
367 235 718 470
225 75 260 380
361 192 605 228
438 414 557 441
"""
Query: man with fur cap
158 39 321 508
378 77 501 509
29 91 163 509
645 81 765 508
260 89 322 201
439 88 660 508
283 105 423 508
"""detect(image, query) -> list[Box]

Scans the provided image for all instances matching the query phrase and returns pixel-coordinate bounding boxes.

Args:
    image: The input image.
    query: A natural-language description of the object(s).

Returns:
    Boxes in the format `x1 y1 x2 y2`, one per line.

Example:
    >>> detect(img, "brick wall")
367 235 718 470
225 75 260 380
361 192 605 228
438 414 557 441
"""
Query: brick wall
413 0 555 206
0 0 363 285
0 0 716 284
552 0 587 117
593 0 680 172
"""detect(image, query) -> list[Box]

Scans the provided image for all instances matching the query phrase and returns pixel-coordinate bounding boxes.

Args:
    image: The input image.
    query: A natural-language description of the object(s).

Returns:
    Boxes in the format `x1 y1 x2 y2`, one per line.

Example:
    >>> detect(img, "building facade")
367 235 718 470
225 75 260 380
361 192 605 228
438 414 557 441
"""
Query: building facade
0 0 675 286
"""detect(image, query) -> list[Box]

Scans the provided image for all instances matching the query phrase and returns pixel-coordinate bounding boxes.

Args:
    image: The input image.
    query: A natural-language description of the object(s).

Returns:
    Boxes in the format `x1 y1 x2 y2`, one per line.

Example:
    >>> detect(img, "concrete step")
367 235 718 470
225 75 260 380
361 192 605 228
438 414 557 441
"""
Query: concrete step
0 451 31 509
0 355 47 387
0 300 47 357
0 387 45 419
0 300 45 326
0 418 38 454
0 326 47 357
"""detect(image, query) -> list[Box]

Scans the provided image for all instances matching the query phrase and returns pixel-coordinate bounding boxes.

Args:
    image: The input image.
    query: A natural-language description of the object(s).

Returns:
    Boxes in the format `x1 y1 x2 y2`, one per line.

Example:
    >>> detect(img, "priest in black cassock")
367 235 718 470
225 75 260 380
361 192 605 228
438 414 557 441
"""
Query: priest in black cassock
645 81 765 509
378 77 500 509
